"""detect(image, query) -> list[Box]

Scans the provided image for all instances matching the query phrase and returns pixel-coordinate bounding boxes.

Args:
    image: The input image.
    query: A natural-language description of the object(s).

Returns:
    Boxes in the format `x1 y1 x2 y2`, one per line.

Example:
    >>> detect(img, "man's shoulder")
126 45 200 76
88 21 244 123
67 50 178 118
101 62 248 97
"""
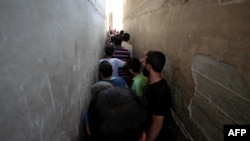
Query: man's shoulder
112 77 127 87
114 46 129 52
150 79 169 91
122 41 132 45
99 58 107 63
113 77 125 82
134 73 147 80
107 57 125 65
122 42 133 48
155 79 168 85
100 58 112 63
112 57 123 61
113 48 131 61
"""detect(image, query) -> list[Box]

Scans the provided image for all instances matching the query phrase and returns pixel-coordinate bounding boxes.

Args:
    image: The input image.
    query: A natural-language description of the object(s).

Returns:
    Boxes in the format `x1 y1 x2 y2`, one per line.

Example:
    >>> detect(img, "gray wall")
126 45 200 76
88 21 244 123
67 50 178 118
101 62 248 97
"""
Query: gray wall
0 0 107 140
123 0 250 140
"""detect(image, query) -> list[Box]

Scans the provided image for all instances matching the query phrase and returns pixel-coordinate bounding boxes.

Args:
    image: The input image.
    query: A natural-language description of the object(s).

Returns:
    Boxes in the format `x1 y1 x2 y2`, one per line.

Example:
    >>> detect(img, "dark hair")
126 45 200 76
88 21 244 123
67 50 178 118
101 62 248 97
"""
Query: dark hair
99 61 112 78
123 33 130 42
127 58 141 73
145 50 153 56
114 35 122 45
105 46 114 57
146 51 166 72
120 30 124 35
88 87 146 141
91 81 113 97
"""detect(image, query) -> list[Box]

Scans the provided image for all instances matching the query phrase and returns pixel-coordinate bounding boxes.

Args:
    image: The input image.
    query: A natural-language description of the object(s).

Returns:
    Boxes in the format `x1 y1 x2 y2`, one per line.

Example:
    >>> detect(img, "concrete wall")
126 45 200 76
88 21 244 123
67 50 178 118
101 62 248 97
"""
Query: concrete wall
0 0 107 140
123 0 250 140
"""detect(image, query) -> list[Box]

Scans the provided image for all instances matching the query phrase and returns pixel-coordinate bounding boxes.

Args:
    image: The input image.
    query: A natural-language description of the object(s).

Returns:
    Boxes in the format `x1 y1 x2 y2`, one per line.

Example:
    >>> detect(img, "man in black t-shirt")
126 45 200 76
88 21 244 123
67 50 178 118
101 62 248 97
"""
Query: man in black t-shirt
144 51 173 141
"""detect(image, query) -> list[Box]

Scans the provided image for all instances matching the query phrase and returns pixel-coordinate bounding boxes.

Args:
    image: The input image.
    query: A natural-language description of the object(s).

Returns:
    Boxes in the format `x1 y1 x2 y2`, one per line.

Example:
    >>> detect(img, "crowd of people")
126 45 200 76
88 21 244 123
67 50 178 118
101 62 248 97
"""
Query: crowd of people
83 28 173 141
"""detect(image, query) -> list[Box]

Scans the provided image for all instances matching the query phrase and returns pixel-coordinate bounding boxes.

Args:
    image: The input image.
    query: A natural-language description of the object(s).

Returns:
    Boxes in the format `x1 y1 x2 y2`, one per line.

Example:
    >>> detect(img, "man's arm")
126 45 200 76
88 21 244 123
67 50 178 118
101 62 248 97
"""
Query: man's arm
133 81 143 98
146 115 164 141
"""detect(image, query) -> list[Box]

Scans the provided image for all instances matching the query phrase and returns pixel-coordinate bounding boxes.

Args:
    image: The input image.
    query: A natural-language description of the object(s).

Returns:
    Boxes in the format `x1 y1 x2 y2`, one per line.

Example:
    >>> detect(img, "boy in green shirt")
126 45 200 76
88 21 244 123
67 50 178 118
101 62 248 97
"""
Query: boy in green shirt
127 58 148 101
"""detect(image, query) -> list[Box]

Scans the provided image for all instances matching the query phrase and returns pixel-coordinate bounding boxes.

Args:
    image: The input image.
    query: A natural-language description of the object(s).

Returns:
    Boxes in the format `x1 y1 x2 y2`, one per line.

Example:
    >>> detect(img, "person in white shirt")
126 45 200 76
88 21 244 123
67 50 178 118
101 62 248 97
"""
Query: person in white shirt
99 46 126 77
122 33 133 58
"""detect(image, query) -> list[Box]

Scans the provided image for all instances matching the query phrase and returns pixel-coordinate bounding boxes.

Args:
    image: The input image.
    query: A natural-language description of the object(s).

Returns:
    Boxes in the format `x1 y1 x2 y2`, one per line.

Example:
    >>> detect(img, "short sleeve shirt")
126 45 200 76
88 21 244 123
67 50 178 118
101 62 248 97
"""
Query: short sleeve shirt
144 79 173 140
99 58 125 77
132 73 148 97
102 77 128 87
113 46 131 79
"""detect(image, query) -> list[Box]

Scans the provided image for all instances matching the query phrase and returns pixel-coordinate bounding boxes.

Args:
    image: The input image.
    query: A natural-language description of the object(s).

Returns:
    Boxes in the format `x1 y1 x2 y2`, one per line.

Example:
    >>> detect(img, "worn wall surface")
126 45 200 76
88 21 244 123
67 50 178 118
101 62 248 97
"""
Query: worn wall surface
0 0 107 140
123 0 250 140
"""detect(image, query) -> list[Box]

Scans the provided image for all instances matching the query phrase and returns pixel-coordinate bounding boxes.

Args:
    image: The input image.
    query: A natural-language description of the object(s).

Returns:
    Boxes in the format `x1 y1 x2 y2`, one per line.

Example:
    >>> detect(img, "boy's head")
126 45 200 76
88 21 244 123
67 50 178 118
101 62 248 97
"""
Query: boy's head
122 33 130 42
127 58 141 74
120 30 124 35
146 51 165 73
88 87 146 141
114 35 123 46
99 61 112 78
105 46 114 57
91 81 113 97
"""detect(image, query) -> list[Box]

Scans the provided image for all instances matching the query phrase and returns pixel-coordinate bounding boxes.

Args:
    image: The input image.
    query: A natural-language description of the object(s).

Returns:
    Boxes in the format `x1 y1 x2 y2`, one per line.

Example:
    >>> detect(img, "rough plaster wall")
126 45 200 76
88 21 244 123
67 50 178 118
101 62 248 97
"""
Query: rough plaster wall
123 0 250 140
0 0 107 140
191 54 250 140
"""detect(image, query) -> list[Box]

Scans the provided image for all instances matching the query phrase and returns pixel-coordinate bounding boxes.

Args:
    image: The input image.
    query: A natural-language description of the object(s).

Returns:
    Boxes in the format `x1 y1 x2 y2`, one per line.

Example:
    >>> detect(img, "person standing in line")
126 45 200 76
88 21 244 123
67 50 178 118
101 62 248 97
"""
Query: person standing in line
127 58 148 101
83 81 114 141
100 46 126 78
144 51 173 141
119 30 124 36
87 87 147 141
112 35 131 83
99 60 127 87
122 33 133 58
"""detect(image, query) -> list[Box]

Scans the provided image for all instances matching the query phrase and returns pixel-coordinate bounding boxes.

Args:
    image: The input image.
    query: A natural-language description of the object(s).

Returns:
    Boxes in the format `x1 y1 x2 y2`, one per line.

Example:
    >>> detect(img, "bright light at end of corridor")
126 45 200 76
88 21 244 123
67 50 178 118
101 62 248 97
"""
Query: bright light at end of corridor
106 0 123 31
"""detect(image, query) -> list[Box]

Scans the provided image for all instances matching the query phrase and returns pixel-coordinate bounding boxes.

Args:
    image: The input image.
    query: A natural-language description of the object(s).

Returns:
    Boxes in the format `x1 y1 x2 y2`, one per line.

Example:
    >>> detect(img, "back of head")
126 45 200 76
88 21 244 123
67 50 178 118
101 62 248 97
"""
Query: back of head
105 46 114 57
123 33 130 42
127 58 141 73
99 61 112 78
91 81 113 97
114 35 123 45
88 87 146 141
146 51 166 73
120 30 124 35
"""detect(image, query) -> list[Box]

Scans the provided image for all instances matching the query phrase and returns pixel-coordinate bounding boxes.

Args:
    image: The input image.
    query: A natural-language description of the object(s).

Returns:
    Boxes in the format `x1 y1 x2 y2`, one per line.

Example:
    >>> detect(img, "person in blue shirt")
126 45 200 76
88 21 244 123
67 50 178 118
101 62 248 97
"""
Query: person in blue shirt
99 60 127 87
